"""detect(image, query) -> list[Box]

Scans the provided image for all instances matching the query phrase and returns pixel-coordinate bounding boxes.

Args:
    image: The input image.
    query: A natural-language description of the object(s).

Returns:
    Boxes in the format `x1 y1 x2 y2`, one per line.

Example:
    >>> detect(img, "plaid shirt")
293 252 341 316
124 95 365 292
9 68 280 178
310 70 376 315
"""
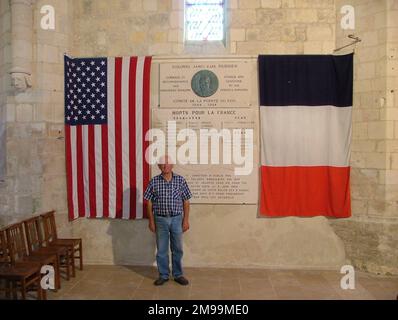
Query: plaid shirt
143 173 192 217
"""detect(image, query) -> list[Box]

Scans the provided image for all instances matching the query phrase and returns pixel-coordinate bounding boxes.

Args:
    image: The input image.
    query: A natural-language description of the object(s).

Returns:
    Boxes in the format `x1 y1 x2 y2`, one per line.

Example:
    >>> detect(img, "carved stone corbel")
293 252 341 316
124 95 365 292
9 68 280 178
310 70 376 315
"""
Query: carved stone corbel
10 0 34 93
9 67 32 92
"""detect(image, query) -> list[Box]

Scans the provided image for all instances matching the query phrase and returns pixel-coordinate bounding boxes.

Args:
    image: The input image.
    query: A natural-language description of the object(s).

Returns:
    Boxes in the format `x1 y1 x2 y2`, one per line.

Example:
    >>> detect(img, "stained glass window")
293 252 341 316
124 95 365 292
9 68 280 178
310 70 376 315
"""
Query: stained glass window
185 0 225 41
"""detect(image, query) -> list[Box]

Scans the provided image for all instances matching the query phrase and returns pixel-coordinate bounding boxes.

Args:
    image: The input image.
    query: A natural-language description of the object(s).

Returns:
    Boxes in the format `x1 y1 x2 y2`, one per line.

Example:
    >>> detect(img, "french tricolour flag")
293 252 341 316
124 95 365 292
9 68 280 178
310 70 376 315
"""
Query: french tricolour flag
258 53 353 218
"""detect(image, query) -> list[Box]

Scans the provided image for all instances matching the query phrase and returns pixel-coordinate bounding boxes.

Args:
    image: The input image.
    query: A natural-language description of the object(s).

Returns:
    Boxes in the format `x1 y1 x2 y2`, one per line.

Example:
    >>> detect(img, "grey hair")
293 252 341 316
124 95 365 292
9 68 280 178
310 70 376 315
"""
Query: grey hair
157 154 175 165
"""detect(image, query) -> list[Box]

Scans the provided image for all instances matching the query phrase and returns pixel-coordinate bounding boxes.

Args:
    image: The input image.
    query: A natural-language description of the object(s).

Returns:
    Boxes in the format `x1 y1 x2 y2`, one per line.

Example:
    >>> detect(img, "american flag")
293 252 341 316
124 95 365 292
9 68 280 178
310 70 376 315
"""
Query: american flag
64 55 152 220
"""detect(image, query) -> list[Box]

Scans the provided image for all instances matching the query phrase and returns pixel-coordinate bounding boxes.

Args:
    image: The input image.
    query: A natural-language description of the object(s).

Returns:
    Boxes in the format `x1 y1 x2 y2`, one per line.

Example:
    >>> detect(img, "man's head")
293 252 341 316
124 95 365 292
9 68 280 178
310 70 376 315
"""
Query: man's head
157 155 174 174
199 74 211 92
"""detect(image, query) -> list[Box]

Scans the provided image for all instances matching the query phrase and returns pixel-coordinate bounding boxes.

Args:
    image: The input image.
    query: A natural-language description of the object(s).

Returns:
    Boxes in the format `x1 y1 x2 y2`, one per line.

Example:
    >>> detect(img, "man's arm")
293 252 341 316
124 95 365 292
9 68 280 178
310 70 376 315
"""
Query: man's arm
182 200 190 232
143 179 156 232
147 200 156 232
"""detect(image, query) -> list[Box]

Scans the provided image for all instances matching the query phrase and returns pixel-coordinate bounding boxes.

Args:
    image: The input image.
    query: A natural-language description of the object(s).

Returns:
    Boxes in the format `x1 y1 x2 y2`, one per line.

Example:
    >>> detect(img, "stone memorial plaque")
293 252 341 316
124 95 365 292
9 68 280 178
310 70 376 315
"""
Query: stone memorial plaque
150 108 258 204
159 61 252 108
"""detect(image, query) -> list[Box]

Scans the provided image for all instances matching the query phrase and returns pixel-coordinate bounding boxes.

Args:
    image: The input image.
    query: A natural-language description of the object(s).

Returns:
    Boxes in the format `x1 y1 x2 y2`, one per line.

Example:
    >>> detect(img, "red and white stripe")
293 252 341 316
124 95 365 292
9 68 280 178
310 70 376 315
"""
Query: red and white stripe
65 56 152 220
259 105 352 218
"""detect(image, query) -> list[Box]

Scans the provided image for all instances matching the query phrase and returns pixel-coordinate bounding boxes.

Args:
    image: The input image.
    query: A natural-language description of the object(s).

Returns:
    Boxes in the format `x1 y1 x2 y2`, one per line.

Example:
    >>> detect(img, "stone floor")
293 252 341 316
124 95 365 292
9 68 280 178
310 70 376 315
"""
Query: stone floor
26 265 398 300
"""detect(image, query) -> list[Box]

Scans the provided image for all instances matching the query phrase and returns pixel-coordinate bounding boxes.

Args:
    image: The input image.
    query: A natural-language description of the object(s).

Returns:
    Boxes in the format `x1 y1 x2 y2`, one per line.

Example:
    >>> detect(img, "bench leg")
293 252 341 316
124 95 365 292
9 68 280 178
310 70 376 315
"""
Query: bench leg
79 242 83 270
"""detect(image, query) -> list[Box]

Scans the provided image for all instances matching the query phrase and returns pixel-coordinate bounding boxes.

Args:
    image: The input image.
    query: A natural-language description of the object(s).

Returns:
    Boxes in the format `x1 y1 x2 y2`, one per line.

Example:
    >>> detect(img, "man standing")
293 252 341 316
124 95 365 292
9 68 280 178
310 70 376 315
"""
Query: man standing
143 156 192 286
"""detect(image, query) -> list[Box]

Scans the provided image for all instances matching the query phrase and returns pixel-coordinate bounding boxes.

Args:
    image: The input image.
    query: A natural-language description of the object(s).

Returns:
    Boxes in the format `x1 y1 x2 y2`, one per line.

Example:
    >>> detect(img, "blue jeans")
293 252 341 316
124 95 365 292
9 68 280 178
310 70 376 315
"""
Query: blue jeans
154 214 184 279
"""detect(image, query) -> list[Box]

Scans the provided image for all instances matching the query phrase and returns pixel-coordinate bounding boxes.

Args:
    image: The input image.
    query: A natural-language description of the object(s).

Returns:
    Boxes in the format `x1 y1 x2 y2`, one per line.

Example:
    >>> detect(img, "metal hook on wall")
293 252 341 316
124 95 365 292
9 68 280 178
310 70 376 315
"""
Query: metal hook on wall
334 34 362 53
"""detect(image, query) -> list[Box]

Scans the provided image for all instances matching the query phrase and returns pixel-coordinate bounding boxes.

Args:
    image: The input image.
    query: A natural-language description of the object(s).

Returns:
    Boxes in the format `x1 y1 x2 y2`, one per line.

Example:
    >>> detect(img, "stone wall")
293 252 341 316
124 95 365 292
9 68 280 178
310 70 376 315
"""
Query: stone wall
71 0 336 57
0 0 395 274
68 0 346 269
31 0 74 236
0 1 11 212
332 0 398 274
0 0 73 236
